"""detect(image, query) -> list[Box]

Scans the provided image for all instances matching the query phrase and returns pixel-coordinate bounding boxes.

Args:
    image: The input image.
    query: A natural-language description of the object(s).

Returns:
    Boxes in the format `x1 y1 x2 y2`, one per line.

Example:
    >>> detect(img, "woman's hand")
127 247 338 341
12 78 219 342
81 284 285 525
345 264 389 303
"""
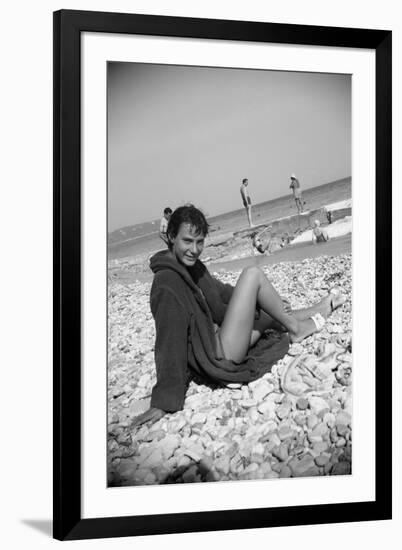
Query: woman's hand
131 407 166 428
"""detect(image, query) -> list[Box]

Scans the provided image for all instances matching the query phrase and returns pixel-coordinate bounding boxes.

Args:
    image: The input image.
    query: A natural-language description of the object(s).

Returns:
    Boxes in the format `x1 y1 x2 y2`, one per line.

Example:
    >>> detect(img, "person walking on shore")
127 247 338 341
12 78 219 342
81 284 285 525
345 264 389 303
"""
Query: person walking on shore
290 174 304 214
131 204 346 427
159 207 172 245
240 178 253 227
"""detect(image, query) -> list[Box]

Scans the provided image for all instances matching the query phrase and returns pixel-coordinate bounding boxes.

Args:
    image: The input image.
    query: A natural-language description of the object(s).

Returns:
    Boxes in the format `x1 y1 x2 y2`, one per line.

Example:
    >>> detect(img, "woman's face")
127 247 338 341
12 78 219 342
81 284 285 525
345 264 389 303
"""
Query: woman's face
171 223 205 267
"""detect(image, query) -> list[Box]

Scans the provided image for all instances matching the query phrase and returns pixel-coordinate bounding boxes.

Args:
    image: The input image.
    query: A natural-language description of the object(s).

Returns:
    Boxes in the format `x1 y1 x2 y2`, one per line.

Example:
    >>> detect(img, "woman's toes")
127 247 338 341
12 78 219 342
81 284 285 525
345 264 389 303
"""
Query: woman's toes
330 290 346 311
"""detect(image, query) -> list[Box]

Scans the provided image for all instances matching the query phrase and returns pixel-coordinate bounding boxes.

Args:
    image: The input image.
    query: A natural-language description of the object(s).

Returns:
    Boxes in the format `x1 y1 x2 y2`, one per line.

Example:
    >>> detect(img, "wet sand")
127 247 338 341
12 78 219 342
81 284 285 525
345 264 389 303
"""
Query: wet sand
210 234 351 273
112 234 351 285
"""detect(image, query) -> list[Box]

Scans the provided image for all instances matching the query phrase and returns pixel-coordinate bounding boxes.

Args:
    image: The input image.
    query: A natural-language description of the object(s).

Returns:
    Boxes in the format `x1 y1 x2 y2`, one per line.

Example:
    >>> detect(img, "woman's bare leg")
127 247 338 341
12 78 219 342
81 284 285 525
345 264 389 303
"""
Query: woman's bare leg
219 267 301 361
249 310 281 347
219 267 345 361
289 291 345 321
249 292 345 346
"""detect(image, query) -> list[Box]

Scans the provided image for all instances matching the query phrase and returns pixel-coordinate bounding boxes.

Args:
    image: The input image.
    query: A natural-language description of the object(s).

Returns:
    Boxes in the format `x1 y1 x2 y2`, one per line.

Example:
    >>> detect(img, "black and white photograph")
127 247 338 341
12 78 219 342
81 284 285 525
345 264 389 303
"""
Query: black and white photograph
0 0 397 545
107 62 353 487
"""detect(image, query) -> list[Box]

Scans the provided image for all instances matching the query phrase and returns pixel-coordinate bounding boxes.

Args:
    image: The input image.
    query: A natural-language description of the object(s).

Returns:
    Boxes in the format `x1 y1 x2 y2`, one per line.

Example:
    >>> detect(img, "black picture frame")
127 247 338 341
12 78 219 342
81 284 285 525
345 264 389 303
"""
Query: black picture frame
53 9 392 541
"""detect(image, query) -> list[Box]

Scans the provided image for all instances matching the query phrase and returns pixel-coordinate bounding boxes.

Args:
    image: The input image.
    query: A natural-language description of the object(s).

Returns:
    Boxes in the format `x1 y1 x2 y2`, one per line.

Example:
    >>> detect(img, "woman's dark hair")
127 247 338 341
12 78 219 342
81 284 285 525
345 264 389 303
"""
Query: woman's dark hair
166 204 209 246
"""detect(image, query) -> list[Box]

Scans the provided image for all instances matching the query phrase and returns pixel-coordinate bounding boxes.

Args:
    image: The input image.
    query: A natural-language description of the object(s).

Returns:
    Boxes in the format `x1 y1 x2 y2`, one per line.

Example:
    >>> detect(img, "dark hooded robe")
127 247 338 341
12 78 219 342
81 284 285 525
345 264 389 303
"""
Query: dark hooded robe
149 250 289 412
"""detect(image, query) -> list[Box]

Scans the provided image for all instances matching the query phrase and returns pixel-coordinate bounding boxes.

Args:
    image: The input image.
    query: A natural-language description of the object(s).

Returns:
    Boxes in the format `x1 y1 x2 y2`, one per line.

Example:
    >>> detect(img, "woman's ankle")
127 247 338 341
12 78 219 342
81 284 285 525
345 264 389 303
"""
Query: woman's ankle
287 316 299 335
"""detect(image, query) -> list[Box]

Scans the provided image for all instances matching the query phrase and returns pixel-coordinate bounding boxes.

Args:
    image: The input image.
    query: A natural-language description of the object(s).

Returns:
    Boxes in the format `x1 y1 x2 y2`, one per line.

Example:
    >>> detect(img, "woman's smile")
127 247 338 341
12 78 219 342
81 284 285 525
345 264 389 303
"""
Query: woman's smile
171 223 205 267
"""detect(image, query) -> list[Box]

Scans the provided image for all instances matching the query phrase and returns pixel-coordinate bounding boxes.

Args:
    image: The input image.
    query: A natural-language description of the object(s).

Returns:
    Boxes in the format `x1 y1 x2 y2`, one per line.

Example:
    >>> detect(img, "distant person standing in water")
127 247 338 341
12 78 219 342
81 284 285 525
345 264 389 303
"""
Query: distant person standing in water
159 207 172 245
240 178 253 227
289 174 304 214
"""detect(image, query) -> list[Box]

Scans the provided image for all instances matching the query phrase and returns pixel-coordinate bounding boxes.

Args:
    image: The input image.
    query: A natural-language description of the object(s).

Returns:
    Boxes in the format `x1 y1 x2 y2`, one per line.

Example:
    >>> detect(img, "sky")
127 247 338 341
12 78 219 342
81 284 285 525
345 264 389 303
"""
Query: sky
108 62 351 231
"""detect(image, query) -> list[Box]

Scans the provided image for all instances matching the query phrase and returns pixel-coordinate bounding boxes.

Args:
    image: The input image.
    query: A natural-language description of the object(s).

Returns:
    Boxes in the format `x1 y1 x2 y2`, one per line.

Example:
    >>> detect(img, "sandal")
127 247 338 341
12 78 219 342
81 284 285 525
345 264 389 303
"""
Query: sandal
330 288 346 312
310 312 325 331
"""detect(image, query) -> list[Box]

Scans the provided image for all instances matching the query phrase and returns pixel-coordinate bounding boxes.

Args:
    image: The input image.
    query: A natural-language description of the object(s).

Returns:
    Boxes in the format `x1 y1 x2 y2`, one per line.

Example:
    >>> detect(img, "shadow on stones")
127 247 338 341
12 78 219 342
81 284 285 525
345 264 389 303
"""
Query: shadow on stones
190 373 223 391
161 459 215 484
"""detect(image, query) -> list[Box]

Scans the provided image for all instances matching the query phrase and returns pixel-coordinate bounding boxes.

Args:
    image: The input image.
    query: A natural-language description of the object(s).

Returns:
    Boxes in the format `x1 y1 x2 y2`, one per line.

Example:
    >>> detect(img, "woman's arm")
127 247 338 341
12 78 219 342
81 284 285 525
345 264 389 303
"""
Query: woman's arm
149 284 190 413
132 284 190 428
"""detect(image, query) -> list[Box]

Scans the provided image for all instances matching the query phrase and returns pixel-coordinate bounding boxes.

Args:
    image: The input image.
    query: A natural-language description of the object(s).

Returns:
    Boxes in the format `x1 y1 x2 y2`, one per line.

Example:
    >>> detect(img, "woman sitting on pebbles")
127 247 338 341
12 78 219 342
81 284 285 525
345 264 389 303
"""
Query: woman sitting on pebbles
312 219 329 244
132 205 345 427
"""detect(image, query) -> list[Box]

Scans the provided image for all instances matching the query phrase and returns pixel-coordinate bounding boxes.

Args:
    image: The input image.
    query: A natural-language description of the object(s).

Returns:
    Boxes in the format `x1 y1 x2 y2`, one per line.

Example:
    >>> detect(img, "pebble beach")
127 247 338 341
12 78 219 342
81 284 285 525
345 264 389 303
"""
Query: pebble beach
108 250 352 487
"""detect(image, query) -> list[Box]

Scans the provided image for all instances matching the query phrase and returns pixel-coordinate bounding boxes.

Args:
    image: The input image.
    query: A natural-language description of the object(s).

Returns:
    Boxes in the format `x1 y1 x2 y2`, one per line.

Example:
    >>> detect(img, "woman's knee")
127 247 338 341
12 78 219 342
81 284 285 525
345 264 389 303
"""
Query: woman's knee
241 265 264 284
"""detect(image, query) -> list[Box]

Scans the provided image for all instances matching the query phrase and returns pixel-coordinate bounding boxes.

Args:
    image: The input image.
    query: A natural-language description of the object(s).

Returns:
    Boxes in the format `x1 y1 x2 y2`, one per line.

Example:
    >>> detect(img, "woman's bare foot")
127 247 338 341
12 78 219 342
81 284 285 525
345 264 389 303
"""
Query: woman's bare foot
315 292 342 318
289 290 346 343
329 288 346 311
131 407 166 428
311 290 347 319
